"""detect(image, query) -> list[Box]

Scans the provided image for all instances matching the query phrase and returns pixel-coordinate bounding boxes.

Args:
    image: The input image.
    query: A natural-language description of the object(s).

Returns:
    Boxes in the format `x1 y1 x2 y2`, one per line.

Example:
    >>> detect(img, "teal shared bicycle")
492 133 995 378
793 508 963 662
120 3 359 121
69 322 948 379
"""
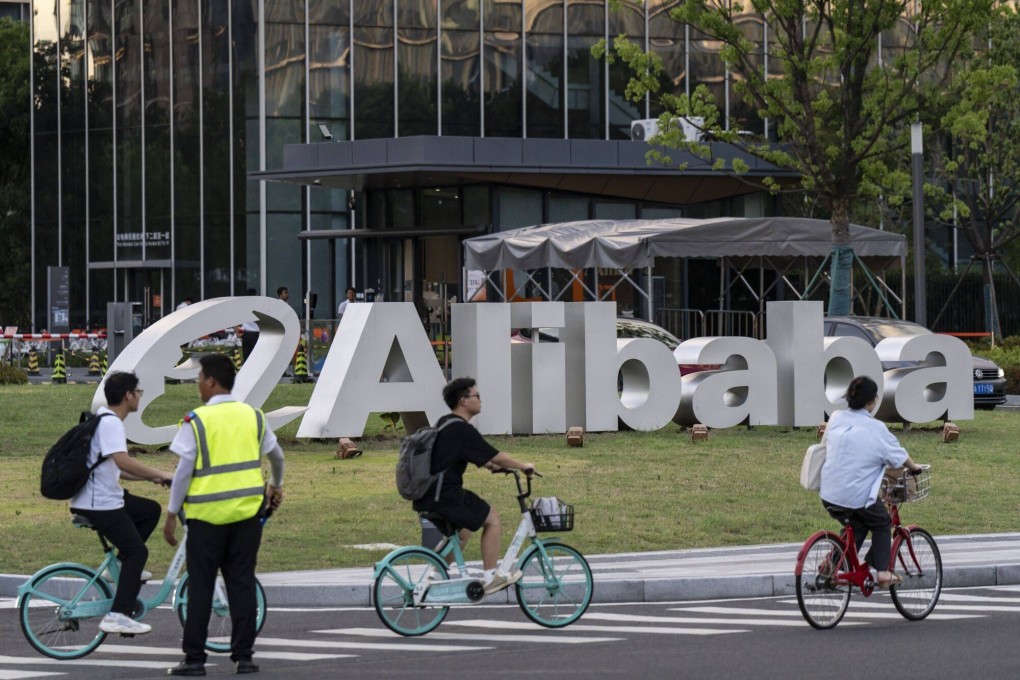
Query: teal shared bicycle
17 512 267 659
372 471 594 636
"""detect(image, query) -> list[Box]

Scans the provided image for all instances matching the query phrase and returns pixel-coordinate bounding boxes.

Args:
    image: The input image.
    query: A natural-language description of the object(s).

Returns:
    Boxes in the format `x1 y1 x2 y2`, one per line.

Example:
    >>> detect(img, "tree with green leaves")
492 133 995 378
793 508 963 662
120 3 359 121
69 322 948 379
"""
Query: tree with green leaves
601 0 993 316
925 4 1020 340
0 18 31 329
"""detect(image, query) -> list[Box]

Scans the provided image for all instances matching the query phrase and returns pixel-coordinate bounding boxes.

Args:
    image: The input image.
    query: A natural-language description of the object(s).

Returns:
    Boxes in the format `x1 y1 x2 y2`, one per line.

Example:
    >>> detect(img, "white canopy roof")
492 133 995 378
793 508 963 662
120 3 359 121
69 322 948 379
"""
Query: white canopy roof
463 217 907 271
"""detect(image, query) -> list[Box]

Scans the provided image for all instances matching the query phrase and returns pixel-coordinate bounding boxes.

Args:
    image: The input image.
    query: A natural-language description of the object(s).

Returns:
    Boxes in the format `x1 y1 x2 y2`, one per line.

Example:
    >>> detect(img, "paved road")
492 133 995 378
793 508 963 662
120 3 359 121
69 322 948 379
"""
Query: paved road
3 586 1020 679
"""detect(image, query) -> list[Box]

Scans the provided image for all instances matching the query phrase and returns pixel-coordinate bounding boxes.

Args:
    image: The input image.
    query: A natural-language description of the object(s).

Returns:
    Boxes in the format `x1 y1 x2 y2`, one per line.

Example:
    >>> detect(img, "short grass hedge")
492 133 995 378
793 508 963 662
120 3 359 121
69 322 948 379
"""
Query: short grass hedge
1 383 1018 576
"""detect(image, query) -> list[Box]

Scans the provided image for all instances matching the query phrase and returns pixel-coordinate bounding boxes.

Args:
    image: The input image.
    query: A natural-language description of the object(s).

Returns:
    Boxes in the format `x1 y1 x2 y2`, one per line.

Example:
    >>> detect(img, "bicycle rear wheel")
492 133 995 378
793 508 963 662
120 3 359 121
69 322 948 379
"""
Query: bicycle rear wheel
514 542 593 628
373 548 449 636
890 528 942 620
795 534 851 629
19 566 112 659
175 574 267 652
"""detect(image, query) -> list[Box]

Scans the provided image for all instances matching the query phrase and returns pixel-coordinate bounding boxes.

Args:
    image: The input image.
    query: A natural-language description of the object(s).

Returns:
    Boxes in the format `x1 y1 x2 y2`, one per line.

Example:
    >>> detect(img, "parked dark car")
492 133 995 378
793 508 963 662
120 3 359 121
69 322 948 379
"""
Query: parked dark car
825 316 1007 409
514 317 720 375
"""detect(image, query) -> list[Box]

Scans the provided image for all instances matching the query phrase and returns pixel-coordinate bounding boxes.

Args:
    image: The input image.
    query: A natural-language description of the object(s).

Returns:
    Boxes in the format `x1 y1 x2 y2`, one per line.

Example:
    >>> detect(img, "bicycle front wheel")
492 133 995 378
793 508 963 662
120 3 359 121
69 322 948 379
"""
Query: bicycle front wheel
890 528 942 620
19 566 112 659
795 534 851 630
514 542 593 628
373 548 449 636
175 574 267 652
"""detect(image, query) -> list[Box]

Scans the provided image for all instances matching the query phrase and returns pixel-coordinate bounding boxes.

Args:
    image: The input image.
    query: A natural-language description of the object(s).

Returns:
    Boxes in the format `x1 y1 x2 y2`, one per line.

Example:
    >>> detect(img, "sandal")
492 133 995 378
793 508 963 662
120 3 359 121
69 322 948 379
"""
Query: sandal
875 573 903 589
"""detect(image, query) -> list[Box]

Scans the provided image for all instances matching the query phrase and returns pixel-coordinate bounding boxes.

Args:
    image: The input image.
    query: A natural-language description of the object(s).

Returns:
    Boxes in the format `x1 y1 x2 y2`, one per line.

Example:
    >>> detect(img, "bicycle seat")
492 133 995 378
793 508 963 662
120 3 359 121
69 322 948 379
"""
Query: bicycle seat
418 512 459 537
824 505 855 524
71 514 96 530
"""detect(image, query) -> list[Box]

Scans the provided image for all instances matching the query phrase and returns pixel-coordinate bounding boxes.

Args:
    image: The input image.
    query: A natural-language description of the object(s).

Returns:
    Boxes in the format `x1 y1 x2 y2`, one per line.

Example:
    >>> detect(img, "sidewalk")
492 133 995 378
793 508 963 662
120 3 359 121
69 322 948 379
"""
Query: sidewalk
251 532 1020 606
5 530 1003 607
9 532 1012 606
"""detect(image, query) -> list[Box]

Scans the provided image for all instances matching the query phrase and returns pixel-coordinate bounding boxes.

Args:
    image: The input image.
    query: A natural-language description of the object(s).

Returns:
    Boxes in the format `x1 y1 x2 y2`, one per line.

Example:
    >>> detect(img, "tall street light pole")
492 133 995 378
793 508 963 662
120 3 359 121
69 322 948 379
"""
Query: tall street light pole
911 122 926 326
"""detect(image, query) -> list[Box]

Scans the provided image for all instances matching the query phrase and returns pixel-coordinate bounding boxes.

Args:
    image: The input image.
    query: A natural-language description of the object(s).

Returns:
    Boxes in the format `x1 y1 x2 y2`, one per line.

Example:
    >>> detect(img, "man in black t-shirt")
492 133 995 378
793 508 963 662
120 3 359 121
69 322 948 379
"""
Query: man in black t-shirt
413 377 537 594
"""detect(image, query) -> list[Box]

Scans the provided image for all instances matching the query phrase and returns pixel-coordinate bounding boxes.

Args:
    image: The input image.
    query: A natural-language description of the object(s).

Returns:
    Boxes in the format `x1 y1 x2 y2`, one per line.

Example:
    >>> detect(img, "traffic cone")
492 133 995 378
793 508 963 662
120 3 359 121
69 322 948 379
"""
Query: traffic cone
27 348 40 375
52 352 67 384
233 348 243 370
293 342 312 383
88 351 101 375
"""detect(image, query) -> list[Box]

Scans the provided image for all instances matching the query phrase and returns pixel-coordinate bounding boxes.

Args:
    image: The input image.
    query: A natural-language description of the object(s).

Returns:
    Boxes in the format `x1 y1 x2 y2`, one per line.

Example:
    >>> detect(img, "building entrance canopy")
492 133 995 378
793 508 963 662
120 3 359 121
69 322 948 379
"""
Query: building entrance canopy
463 217 908 325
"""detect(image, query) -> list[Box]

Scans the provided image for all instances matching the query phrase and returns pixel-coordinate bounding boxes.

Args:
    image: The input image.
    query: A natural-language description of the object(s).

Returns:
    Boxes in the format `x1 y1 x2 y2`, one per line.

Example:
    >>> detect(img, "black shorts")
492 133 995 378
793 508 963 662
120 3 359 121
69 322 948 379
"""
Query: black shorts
429 489 491 533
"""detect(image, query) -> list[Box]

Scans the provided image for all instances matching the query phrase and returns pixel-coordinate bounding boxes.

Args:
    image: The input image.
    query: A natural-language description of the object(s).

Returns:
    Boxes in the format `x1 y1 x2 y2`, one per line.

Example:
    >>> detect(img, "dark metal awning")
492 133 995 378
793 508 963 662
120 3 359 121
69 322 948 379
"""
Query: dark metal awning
250 136 798 204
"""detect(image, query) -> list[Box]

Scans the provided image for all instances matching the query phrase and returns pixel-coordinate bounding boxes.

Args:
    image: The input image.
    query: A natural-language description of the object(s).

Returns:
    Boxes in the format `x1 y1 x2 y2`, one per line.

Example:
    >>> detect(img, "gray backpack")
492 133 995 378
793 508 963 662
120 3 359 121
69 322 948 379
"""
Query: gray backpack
395 419 458 502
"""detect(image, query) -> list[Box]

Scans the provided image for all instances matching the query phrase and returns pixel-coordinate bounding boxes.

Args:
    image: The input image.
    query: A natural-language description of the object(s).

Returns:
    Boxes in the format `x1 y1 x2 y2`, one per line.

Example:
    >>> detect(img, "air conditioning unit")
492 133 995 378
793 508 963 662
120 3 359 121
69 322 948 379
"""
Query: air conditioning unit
630 119 659 142
630 117 705 143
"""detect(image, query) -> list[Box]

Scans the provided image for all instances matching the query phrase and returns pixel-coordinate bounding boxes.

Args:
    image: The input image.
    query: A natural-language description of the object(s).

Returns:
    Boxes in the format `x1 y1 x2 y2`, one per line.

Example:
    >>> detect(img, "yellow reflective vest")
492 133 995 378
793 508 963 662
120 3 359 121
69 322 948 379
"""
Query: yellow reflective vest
182 401 266 525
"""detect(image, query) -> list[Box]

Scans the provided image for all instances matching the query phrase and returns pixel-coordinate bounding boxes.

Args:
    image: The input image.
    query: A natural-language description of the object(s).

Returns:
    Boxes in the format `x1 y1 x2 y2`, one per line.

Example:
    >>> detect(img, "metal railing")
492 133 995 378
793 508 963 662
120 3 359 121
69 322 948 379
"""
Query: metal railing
655 308 705 340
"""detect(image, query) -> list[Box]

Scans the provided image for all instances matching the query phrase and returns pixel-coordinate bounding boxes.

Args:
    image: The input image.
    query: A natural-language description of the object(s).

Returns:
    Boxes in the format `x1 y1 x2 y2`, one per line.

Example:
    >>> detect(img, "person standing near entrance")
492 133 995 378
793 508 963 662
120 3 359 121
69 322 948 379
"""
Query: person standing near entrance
337 287 357 320
163 354 285 676
276 287 289 305
238 289 259 361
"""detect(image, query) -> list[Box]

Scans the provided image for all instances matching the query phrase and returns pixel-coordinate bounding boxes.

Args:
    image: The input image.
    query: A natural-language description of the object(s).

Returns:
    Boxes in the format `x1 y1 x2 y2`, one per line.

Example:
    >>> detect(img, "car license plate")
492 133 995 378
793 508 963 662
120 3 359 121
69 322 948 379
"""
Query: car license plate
974 383 994 395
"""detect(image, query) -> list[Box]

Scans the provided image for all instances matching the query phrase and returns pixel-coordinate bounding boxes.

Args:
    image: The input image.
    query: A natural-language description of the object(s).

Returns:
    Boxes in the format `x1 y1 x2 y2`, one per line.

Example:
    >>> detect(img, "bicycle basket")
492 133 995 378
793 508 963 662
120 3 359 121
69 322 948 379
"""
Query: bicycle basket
881 466 931 504
529 497 575 532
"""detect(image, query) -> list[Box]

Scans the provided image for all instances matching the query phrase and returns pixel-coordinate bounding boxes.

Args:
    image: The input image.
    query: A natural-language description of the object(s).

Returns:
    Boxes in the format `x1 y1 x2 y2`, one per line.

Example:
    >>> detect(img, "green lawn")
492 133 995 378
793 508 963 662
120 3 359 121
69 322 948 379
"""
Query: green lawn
1 383 1017 576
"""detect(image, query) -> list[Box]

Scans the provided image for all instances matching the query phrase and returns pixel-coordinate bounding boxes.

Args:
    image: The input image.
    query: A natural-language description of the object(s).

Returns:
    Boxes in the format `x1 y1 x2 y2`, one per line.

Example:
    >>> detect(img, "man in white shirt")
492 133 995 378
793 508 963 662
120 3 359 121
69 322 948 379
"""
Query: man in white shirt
176 297 193 311
337 287 356 319
70 371 173 635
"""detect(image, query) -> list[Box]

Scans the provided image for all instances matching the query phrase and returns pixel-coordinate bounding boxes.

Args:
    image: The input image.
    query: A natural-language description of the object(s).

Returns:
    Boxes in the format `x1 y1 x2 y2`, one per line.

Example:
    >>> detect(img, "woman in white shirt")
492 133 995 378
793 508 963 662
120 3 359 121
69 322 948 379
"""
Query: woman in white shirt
818 376 923 588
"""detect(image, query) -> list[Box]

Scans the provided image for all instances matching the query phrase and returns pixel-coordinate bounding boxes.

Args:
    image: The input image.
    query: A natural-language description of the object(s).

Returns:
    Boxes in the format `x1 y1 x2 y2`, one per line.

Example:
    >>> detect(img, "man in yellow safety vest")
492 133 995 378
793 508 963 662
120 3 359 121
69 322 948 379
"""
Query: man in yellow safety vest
163 353 285 677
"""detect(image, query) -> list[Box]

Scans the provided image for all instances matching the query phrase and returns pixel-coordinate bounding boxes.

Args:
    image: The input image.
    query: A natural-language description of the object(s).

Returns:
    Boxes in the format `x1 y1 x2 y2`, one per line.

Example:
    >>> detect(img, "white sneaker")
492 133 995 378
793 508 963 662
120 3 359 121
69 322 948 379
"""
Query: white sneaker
483 569 523 595
99 612 152 635
101 562 153 582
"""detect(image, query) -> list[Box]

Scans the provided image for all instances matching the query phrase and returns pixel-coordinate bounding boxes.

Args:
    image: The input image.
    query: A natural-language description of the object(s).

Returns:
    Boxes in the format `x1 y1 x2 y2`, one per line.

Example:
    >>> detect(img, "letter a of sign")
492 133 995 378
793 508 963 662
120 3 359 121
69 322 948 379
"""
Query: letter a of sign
93 296 304 445
298 302 448 437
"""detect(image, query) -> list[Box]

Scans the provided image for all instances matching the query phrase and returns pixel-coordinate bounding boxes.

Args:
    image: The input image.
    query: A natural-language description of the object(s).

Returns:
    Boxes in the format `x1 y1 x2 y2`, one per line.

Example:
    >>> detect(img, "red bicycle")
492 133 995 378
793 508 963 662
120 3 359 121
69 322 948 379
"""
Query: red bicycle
794 465 941 629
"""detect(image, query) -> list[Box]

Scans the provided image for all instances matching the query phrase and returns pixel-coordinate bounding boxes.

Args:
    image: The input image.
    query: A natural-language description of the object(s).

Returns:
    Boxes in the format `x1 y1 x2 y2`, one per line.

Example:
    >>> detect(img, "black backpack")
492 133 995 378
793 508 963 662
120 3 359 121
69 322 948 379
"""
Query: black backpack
395 418 458 502
40 412 115 500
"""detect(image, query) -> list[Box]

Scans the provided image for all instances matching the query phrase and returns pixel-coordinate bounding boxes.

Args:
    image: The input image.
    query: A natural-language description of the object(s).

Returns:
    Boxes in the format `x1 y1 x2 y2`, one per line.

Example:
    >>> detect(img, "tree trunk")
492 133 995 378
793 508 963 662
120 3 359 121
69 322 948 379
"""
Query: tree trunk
827 202 853 316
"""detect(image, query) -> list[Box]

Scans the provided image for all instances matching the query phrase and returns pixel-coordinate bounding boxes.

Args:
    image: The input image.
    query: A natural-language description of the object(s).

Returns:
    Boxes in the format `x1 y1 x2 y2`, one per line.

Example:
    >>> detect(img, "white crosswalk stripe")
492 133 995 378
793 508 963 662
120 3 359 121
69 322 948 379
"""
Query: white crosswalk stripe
253 636 490 652
316 627 622 644
584 611 863 627
0 671 64 680
440 619 747 636
93 644 352 661
676 604 984 619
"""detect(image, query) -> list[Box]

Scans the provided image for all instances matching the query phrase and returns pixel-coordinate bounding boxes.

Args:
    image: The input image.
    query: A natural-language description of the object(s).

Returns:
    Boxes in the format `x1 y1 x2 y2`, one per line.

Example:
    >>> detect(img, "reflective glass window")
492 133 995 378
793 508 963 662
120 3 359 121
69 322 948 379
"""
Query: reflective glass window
566 0 603 139
731 10 764 134
608 0 645 139
525 0 563 138
115 0 143 261
548 192 588 222
463 185 490 225
483 0 522 136
172 0 201 273
354 4 395 138
204 0 236 291
308 11 350 141
498 186 542 228
144 0 172 261
648 0 685 118
441 20 481 136
422 187 461 228
398 2 438 137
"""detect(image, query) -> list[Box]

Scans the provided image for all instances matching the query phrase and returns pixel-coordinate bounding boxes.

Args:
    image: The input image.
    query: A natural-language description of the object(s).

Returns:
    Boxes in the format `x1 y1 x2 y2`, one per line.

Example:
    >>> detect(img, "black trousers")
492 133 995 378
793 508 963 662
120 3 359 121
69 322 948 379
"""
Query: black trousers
822 499 893 571
72 491 161 616
241 330 260 361
182 516 263 663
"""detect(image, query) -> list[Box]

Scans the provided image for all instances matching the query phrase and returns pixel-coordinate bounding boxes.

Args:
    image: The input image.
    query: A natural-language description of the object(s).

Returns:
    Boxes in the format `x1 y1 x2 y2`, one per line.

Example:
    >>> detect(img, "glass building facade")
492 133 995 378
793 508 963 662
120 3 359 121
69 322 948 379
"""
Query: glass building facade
31 0 789 329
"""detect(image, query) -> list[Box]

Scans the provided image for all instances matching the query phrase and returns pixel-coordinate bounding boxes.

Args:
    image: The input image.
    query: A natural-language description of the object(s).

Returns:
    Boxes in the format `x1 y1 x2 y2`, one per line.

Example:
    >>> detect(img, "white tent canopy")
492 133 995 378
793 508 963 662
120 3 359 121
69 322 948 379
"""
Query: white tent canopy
463 217 907 272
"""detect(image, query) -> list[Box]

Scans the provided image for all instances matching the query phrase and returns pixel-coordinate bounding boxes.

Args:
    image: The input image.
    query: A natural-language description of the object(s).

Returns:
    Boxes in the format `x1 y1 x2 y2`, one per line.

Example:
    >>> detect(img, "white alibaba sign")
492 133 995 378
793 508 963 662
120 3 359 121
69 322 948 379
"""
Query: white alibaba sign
95 299 973 443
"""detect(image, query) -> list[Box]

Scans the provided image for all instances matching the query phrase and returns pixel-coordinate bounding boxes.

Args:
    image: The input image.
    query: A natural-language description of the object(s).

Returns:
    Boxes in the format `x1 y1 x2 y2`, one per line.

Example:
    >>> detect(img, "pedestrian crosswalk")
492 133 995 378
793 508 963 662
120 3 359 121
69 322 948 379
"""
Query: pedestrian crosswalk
1 586 1018 677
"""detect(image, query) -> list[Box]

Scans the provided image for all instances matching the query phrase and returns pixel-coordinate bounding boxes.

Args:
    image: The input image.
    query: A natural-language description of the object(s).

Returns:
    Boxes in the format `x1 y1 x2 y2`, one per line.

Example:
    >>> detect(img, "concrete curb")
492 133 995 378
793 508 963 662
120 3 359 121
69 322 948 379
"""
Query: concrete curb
6 563 1020 607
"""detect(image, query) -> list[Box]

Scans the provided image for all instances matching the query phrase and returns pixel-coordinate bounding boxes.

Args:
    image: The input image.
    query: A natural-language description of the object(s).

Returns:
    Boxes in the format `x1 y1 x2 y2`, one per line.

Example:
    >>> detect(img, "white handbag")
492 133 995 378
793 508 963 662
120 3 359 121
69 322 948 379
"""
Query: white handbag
800 443 826 491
